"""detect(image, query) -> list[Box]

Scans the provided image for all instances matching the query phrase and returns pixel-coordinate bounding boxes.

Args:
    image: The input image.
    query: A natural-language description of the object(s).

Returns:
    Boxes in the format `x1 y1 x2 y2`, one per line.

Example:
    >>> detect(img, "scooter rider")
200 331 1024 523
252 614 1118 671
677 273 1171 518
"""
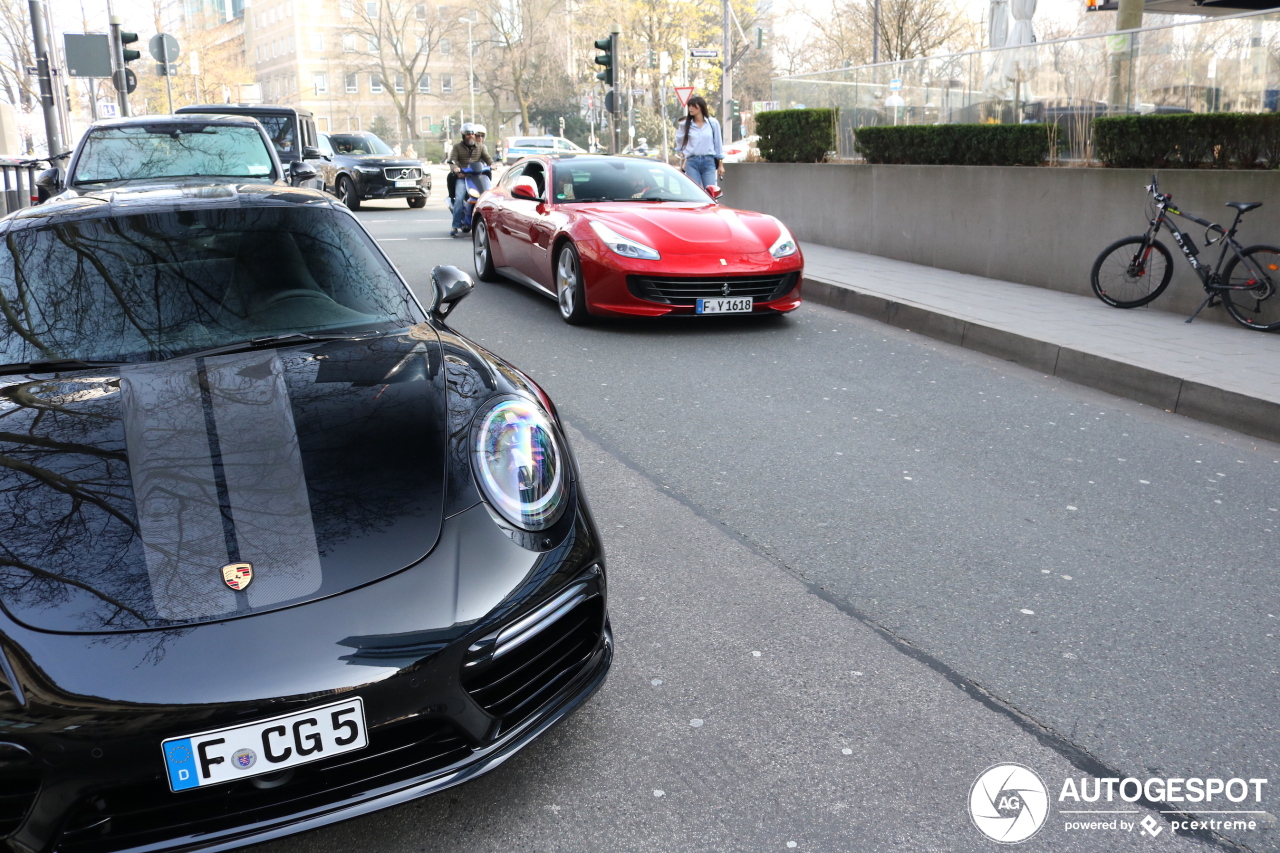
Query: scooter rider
449 123 493 237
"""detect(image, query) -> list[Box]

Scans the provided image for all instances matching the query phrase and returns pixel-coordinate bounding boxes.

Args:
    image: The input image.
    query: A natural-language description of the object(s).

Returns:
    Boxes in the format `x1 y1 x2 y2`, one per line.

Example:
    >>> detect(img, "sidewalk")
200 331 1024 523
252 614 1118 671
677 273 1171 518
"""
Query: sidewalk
800 243 1280 445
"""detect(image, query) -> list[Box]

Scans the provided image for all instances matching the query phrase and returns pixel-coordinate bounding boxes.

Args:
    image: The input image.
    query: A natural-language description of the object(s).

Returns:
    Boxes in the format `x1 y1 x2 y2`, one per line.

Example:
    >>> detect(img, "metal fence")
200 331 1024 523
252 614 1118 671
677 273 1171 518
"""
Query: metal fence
771 8 1280 161
0 159 45 216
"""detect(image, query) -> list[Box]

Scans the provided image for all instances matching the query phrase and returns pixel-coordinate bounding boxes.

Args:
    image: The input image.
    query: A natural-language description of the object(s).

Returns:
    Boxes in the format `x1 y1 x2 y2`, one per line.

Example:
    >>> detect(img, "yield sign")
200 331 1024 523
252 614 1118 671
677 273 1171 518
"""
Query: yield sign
673 86 694 108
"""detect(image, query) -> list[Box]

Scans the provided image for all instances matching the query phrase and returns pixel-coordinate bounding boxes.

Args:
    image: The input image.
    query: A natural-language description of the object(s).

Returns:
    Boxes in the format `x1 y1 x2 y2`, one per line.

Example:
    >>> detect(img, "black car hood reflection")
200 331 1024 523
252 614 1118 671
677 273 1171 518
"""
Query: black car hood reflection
344 156 423 169
0 332 445 634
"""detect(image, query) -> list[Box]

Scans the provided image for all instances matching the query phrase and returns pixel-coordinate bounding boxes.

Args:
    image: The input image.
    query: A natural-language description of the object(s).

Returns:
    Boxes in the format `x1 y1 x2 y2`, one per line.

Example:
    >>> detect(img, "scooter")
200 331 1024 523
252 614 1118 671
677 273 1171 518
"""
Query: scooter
454 162 491 234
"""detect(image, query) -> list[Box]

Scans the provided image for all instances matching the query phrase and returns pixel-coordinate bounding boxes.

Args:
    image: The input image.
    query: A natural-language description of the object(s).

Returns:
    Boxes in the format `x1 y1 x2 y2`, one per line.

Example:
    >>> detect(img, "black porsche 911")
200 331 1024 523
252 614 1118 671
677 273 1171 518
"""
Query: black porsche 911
0 183 610 852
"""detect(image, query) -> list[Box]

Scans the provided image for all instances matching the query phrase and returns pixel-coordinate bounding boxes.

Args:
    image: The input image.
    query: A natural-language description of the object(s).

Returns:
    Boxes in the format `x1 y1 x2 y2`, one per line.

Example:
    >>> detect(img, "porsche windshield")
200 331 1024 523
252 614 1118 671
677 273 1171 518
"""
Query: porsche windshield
72 124 277 185
0 206 424 366
552 160 711 203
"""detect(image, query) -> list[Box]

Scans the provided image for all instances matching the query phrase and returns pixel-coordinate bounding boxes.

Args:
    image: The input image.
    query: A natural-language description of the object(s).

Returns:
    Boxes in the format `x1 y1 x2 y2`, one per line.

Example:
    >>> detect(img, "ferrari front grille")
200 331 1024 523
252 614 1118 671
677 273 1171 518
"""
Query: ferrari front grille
627 273 798 306
56 718 471 853
0 771 39 838
461 584 605 734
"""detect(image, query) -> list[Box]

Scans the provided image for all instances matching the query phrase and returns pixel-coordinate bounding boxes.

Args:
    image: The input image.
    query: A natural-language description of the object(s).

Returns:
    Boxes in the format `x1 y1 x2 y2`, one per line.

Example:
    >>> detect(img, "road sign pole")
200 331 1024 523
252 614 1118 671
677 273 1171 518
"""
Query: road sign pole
610 24 620 155
27 0 63 156
722 0 732 144
161 37 173 113
109 16 131 116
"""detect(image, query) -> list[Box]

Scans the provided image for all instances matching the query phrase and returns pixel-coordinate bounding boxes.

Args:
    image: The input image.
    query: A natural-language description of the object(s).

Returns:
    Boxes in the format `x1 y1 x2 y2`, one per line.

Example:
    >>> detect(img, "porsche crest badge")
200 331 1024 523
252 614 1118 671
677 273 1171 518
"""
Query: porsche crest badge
221 562 253 591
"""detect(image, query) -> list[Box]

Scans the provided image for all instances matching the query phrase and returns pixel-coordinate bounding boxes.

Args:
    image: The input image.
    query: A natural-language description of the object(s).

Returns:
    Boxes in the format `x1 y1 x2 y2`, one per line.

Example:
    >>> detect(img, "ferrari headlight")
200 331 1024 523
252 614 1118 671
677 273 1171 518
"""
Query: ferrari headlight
472 397 568 531
769 222 798 258
589 220 661 260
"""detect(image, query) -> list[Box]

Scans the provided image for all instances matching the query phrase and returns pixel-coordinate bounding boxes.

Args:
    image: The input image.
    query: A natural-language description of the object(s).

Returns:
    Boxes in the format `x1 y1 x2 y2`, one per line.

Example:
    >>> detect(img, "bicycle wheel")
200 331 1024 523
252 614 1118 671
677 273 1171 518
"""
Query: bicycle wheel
1090 236 1173 308
1221 245 1280 332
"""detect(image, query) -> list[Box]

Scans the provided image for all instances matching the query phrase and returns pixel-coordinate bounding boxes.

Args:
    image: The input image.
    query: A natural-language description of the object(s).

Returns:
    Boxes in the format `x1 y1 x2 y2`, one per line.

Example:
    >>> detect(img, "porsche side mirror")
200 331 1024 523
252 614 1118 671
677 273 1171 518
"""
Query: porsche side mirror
35 168 61 192
302 146 323 159
290 161 319 183
431 264 474 319
511 178 539 201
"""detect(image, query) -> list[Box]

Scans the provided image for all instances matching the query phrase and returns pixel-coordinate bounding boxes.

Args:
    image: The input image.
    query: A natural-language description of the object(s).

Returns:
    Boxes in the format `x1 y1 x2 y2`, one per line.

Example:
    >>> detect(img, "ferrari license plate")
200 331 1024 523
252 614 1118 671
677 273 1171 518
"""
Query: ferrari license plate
696 297 753 314
394 179 418 187
161 698 367 792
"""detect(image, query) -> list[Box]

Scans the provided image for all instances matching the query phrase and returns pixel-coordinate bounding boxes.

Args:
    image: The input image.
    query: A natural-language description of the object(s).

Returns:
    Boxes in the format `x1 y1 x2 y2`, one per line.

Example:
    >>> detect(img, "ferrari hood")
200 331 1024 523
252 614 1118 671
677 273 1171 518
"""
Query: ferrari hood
585 204 779 255
0 334 447 633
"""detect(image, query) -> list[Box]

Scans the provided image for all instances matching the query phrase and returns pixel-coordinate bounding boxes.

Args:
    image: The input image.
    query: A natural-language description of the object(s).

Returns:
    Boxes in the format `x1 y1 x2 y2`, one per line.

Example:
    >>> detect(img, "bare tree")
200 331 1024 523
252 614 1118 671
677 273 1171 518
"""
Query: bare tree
343 0 458 142
0 0 36 111
805 0 975 69
475 0 565 134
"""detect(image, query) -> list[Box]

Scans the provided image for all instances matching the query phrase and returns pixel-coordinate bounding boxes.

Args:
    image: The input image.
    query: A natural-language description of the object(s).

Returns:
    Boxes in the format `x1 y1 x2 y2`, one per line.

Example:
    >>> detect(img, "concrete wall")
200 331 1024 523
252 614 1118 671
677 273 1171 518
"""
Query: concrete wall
721 162 1280 323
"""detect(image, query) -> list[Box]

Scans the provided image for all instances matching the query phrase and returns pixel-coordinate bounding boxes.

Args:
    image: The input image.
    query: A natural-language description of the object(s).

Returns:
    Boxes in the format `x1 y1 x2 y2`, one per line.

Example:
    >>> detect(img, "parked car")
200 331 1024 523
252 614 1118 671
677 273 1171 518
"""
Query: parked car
35 114 301 200
501 136 587 160
720 135 759 164
0 180 611 852
472 154 803 324
176 103 327 191
317 131 430 209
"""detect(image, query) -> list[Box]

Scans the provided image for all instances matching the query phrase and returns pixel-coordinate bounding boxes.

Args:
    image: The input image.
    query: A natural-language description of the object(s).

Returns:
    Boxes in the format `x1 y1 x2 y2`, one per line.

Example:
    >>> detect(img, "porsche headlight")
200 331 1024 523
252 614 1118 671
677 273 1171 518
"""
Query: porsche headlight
769 222 798 258
472 398 568 531
589 221 661 261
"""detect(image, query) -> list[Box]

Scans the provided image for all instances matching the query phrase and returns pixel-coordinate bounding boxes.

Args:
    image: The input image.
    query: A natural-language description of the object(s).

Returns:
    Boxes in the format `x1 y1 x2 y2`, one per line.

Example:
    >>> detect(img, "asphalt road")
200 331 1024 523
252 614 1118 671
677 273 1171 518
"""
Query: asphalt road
258 189 1278 853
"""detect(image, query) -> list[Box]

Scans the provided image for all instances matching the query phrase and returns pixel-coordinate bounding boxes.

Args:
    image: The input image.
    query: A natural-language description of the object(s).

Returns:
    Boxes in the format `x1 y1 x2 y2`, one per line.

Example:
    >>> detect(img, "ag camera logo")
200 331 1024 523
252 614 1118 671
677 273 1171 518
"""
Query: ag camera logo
969 763 1050 843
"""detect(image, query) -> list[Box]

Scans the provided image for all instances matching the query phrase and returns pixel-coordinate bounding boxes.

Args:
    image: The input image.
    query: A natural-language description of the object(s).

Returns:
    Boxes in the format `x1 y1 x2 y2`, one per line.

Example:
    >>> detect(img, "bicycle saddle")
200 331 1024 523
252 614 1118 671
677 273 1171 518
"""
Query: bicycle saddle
1226 201 1262 213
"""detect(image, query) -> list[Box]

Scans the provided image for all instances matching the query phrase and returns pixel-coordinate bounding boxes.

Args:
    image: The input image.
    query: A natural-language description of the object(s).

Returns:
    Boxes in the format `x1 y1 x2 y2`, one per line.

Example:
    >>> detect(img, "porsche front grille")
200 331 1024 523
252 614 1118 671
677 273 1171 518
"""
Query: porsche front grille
383 166 422 181
56 719 471 853
462 583 605 734
627 273 798 306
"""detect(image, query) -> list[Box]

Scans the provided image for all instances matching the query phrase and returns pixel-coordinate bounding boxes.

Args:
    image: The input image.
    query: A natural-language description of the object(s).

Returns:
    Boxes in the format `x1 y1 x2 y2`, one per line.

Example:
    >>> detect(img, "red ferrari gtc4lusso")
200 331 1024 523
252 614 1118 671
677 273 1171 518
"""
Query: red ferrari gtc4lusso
471 154 803 324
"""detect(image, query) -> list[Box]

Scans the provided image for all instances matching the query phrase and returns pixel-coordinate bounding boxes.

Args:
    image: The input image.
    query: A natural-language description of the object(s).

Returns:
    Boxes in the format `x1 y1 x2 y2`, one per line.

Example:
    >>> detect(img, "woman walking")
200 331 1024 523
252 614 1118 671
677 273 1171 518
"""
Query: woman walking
675 95 724 190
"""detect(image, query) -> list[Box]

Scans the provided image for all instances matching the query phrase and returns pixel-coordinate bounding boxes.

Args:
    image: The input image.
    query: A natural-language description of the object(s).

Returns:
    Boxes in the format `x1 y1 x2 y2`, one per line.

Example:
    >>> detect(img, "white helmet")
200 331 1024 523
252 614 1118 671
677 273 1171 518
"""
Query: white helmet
461 122 476 135
473 124 487 135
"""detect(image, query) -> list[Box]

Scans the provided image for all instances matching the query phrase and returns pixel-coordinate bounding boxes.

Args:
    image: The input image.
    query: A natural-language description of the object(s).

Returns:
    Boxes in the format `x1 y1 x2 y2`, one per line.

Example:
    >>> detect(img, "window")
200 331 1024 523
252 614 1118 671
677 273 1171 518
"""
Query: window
440 74 452 94
439 38 450 55
342 34 355 51
365 0 378 15
288 35 294 52
271 40 278 58
437 5 448 19
348 115 361 130
339 0 353 15
417 73 430 93
471 75 479 94
420 115 432 133
345 72 358 92
313 72 327 93
394 73 405 93
365 35 378 52
317 117 330 134
415 3 426 19
310 32 323 52
255 45 261 62
370 74 383 93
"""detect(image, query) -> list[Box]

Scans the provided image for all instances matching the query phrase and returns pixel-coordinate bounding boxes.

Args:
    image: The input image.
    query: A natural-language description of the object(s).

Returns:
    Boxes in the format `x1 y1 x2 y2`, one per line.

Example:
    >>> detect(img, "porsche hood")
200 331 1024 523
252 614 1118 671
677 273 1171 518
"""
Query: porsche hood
0 334 448 633
584 204 782 256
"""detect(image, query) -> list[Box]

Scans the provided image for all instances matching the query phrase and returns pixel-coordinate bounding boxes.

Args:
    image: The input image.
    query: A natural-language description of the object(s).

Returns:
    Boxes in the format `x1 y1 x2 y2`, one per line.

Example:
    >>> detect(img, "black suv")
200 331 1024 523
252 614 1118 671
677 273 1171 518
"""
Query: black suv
34 114 302 200
317 131 429 210
175 104 326 191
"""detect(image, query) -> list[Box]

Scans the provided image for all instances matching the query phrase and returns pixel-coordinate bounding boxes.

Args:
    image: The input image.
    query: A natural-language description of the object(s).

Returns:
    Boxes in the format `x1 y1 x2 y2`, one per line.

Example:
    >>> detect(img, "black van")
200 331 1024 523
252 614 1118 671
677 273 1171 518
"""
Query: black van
176 104 327 192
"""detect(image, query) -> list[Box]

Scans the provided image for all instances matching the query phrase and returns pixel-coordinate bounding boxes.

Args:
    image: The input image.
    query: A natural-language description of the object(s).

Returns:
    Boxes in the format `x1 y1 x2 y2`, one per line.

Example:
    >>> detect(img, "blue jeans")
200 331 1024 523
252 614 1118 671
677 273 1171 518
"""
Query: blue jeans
684 155 717 189
452 173 490 229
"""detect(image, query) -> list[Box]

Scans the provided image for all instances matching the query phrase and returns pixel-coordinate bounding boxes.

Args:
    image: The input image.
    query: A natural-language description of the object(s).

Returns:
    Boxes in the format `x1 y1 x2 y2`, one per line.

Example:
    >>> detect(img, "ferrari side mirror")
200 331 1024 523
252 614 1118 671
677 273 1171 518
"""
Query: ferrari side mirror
431 264 474 319
511 178 539 201
706 185 723 201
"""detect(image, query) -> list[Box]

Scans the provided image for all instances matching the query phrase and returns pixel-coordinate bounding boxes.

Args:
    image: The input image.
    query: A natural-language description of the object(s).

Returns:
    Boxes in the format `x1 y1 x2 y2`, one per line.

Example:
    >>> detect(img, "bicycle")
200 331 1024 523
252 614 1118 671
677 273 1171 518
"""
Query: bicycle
1089 175 1280 332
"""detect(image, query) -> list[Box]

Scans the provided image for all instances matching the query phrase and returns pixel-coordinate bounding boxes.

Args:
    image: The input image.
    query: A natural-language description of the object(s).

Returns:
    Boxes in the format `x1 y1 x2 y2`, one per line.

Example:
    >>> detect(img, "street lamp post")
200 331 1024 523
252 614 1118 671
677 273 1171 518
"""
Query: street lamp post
459 16 475 124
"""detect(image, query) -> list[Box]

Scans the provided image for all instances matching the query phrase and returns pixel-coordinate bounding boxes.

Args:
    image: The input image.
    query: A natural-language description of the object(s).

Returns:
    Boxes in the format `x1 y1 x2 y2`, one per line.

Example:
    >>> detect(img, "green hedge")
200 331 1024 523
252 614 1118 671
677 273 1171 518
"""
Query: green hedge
1092 113 1280 169
755 108 837 163
853 124 1051 166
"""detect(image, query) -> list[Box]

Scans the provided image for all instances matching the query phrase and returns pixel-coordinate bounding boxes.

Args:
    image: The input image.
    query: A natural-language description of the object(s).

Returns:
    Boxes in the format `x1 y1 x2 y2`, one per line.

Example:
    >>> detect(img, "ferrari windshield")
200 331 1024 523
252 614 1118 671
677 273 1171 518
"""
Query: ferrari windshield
71 124 277 185
0 206 423 366
552 159 711 203
329 133 395 156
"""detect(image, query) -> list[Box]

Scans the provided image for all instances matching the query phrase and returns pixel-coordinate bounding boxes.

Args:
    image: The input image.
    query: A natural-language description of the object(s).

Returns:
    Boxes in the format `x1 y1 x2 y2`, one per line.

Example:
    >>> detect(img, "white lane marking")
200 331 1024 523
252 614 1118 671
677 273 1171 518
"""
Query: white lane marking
377 238 408 241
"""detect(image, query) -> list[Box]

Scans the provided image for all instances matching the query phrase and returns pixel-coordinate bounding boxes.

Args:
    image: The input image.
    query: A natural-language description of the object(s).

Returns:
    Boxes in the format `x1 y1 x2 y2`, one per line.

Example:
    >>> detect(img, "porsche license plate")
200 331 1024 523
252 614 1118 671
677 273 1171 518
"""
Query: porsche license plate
394 179 418 187
696 297 753 314
161 698 367 792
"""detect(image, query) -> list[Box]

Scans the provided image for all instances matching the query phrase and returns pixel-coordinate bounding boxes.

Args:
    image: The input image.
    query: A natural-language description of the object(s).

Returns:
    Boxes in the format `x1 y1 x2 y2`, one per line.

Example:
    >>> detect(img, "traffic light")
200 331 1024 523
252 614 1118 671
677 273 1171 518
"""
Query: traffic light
648 49 657 69
120 31 140 64
756 27 764 49
594 35 614 86
729 99 740 124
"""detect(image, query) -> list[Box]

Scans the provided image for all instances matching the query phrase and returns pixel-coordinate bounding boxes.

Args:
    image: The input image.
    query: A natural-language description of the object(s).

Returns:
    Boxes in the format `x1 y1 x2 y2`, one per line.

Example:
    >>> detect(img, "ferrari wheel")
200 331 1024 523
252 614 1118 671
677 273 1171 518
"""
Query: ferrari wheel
472 219 500 282
555 243 590 326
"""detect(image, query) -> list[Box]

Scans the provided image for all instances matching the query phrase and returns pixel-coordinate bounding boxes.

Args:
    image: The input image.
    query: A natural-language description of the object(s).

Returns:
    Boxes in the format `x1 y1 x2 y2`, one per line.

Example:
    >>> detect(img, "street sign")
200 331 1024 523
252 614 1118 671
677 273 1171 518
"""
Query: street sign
64 33 113 78
97 101 118 118
24 66 36 75
889 78 902 91
674 85 694 107
752 100 780 112
149 33 180 62
113 68 137 94
690 49 718 58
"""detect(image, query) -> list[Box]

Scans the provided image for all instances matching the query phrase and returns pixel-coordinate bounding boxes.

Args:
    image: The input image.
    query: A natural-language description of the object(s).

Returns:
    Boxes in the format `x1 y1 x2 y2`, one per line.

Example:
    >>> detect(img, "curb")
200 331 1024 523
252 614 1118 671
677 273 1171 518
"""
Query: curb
802 276 1280 446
